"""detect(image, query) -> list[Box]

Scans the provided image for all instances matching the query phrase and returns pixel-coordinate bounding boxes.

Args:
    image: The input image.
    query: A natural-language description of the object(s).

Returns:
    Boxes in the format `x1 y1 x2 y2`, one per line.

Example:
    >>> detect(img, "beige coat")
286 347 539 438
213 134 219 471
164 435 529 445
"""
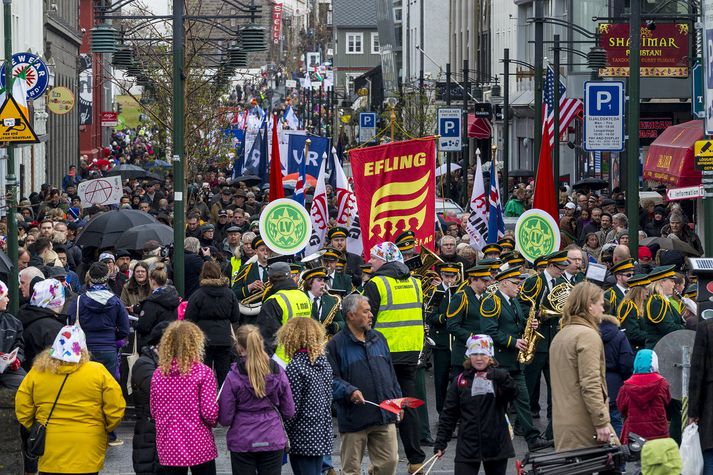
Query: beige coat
550 315 610 451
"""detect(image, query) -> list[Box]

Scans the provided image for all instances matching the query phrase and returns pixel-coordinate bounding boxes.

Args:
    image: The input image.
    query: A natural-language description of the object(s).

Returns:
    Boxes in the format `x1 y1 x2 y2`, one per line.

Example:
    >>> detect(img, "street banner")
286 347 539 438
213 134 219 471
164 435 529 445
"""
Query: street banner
259 199 311 255
305 158 328 255
350 137 436 253
272 3 283 45
332 148 363 257
77 176 123 208
465 152 488 250
286 134 329 180
487 164 505 243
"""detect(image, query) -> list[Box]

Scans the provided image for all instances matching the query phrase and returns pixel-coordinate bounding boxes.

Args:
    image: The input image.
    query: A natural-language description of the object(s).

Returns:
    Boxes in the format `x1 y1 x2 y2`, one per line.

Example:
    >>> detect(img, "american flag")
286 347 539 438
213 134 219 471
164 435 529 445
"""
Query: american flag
543 65 582 146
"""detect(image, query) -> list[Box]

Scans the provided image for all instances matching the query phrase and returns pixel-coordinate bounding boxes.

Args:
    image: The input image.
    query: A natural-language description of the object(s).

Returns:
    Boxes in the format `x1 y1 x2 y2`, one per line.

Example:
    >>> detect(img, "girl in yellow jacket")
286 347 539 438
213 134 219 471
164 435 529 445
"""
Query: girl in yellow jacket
15 321 126 474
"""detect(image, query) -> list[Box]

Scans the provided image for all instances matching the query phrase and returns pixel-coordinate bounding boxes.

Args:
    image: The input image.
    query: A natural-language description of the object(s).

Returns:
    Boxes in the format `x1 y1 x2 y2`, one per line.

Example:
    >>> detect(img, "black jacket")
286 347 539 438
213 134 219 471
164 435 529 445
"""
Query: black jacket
688 318 713 450
136 287 180 349
434 367 517 463
363 261 422 365
184 278 240 347
184 251 208 298
599 316 634 408
0 311 24 366
131 346 160 475
17 305 66 371
256 278 300 353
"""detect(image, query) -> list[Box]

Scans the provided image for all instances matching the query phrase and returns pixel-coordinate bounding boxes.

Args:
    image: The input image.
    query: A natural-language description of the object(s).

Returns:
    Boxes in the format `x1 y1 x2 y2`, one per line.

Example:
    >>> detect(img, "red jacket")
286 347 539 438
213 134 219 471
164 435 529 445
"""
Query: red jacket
616 372 671 444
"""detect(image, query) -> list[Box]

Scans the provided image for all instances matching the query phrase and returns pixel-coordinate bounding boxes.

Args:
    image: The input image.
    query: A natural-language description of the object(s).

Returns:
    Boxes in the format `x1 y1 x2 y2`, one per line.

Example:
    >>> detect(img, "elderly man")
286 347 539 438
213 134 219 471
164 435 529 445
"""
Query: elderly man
662 212 704 255
363 242 426 474
439 235 467 265
327 294 401 475
19 267 45 304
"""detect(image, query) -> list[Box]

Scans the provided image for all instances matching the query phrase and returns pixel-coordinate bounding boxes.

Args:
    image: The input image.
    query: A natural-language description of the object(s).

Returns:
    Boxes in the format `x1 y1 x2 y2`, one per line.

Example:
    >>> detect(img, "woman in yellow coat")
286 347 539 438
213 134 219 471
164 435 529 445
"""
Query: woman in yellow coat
15 315 126 475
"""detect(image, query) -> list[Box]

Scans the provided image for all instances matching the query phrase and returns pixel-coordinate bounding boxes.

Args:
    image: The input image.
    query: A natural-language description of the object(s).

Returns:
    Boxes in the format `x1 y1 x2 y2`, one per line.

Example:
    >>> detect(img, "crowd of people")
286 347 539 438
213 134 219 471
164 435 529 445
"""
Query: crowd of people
0 125 710 475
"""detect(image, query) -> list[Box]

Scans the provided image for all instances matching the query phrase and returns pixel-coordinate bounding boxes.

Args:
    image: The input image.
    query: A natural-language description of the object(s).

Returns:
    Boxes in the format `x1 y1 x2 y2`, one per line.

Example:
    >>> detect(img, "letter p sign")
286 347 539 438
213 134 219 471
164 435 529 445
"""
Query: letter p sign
596 91 612 111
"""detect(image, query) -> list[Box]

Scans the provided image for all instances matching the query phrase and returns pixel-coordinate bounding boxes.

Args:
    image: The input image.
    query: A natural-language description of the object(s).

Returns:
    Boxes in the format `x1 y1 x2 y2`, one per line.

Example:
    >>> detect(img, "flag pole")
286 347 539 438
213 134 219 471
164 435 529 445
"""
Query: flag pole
553 35 561 200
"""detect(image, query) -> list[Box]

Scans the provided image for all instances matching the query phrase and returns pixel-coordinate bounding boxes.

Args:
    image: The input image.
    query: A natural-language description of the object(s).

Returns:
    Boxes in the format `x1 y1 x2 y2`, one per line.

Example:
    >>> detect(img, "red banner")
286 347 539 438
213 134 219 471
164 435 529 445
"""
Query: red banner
350 138 436 254
272 3 283 45
598 23 689 78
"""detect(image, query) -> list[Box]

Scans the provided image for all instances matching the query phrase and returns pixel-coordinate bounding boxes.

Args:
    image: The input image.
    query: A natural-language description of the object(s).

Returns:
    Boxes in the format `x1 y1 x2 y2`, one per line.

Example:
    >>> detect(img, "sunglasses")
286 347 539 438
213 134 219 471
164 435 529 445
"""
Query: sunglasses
622 273 634 277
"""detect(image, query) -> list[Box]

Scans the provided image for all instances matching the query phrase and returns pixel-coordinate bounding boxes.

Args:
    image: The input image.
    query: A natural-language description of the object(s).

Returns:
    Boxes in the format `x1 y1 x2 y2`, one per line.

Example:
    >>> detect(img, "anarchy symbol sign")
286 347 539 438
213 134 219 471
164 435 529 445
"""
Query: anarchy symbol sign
77 176 122 208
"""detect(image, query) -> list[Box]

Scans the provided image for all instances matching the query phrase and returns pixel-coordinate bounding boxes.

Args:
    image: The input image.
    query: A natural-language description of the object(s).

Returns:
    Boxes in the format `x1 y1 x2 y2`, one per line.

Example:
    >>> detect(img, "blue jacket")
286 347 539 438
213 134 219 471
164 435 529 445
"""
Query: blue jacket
326 326 402 433
68 290 130 351
600 315 634 408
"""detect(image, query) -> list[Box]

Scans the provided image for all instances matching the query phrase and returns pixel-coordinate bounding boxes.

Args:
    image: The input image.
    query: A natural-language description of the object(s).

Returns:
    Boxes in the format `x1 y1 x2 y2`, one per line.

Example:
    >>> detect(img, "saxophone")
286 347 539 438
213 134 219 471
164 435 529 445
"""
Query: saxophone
517 294 545 365
322 291 342 332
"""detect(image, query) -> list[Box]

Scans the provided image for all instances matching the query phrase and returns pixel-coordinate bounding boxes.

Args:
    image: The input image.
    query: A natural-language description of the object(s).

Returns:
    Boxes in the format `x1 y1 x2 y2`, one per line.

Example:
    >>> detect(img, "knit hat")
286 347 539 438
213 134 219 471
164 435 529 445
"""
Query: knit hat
465 334 494 357
99 252 115 263
633 349 659 374
30 278 66 309
370 242 404 264
88 261 110 284
49 324 87 363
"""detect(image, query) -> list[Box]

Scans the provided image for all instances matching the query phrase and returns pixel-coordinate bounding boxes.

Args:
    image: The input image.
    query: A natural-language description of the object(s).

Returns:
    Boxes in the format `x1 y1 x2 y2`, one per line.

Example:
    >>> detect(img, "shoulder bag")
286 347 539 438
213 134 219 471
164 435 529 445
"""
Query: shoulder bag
26 374 69 459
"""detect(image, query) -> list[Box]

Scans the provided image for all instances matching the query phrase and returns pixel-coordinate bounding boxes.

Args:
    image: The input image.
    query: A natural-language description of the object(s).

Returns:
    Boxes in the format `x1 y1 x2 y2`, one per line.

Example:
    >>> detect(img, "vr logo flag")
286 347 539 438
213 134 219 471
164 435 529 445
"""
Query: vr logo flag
286 134 329 181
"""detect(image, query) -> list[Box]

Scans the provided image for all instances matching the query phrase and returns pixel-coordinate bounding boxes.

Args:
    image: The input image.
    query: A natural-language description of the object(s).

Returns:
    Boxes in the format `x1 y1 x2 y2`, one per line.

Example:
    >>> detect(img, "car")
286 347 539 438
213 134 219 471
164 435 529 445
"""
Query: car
435 197 464 215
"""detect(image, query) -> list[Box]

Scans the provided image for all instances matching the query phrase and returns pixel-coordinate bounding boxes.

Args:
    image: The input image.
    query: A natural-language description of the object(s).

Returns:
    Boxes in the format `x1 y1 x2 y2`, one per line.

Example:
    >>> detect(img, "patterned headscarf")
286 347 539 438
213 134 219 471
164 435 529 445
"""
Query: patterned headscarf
49 324 87 363
466 334 495 357
0 280 8 298
30 278 66 309
370 242 404 264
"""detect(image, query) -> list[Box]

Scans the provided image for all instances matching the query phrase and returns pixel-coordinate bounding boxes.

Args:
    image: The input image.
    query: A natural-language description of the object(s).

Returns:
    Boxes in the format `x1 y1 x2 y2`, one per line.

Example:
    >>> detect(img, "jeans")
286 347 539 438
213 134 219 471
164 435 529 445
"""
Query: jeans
321 454 334 473
289 454 323 475
230 450 283 475
91 349 119 381
610 407 623 438
704 448 713 475
160 460 216 475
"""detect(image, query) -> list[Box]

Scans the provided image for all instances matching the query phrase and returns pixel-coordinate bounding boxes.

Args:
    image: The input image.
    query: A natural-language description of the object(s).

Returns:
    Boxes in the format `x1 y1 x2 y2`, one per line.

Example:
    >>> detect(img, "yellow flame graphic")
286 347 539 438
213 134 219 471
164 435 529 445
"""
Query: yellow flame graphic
369 171 431 240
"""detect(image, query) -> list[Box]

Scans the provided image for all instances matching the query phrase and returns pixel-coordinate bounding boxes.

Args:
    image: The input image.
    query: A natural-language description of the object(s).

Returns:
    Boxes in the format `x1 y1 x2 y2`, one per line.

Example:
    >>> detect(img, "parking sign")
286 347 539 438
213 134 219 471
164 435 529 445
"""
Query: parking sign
583 81 624 152
438 108 462 151
358 112 377 143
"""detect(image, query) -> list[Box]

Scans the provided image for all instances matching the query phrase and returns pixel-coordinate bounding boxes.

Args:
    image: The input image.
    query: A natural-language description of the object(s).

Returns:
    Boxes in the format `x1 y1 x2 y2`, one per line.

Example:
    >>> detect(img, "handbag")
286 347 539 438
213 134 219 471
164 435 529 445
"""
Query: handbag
126 331 140 395
26 374 69 459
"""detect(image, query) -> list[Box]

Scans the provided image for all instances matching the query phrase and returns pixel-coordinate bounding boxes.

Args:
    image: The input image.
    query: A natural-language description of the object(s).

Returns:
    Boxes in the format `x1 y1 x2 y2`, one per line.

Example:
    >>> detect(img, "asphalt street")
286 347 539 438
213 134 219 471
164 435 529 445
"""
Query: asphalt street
103 369 549 474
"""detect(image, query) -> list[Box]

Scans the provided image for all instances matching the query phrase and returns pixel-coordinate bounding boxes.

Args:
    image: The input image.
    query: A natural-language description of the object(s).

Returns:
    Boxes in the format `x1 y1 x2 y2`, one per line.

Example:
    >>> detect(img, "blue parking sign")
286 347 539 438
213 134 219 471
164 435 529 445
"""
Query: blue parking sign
358 112 376 143
438 108 462 151
583 81 624 152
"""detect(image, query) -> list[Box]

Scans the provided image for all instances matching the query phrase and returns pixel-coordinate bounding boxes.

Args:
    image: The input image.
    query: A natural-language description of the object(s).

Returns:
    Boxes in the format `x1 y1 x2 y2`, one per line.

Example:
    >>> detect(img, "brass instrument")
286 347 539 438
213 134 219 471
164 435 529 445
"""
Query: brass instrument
322 290 342 329
541 281 574 318
517 294 545 365
239 281 273 316
415 246 444 277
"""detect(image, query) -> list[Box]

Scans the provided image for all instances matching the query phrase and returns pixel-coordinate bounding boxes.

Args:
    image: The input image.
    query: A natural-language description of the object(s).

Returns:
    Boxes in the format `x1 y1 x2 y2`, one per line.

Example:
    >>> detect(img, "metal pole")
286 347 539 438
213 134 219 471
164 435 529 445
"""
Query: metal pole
533 0 544 171
419 0 425 138
502 49 510 205
462 60 470 208
316 82 322 136
308 86 313 133
172 0 186 296
553 35 561 194
445 63 452 198
627 0 641 256
4 0 18 315
704 171 713 254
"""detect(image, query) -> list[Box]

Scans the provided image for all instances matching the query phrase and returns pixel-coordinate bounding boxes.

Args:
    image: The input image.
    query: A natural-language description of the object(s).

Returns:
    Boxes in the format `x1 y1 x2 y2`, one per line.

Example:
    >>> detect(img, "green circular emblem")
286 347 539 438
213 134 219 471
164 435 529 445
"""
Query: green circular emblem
515 209 561 263
259 198 312 254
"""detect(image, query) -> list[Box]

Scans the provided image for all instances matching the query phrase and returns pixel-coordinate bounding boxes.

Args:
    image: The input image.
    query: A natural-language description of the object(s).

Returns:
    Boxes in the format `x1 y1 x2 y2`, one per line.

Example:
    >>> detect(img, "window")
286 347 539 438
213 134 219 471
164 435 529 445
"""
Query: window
371 32 380 54
346 32 363 54
345 73 360 93
393 6 402 23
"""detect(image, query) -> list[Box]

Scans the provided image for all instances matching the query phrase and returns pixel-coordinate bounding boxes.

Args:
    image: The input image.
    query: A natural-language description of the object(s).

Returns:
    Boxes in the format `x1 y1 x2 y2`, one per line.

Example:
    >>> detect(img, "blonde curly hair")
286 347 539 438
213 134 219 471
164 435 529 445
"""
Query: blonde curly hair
33 348 91 373
277 316 326 364
158 320 205 376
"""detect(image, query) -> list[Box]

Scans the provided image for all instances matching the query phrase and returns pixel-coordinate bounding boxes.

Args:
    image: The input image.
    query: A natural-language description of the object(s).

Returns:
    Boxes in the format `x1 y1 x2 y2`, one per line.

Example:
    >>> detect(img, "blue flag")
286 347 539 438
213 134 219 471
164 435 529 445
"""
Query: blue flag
487 169 505 243
286 134 329 180
292 151 307 206
257 122 269 184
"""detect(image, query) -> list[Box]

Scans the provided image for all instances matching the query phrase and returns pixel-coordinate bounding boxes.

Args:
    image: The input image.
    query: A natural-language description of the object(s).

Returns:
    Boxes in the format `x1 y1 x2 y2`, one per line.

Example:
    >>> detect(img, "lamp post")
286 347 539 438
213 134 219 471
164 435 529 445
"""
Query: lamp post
172 0 186 295
627 0 641 256
533 0 544 171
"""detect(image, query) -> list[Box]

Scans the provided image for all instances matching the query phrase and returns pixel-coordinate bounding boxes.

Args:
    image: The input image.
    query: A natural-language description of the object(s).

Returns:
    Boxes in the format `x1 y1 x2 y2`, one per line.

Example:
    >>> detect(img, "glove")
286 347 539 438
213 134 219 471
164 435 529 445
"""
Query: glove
486 368 508 384
9 358 21 372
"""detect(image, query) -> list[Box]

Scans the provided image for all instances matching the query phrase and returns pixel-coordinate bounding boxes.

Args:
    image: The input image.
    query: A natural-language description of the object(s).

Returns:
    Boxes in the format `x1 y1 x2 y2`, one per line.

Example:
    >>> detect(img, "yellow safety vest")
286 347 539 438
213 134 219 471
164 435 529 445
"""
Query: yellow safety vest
264 288 312 364
230 256 243 286
371 275 424 353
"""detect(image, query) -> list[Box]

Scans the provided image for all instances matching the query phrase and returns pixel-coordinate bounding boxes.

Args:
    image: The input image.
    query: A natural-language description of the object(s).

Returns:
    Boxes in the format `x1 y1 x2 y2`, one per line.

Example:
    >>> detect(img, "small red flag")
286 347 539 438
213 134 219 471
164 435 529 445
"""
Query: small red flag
532 127 559 222
378 397 425 414
269 113 284 202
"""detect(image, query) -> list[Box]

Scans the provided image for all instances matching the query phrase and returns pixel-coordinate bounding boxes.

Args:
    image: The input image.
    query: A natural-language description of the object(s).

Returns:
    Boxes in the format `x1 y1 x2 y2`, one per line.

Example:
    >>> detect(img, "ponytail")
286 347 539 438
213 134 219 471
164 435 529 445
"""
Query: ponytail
236 324 271 398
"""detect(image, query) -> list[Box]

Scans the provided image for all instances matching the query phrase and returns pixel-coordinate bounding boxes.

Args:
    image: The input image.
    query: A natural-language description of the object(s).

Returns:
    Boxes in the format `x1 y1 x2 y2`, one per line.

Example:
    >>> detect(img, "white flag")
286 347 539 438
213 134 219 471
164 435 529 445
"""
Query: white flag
465 152 488 250
77 176 123 208
332 147 363 257
305 158 328 255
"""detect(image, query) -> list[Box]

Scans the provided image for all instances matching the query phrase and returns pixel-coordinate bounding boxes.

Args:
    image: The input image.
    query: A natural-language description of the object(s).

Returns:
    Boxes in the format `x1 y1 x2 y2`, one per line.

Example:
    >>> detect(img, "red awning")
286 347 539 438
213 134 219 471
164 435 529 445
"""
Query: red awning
643 120 703 188
467 114 492 139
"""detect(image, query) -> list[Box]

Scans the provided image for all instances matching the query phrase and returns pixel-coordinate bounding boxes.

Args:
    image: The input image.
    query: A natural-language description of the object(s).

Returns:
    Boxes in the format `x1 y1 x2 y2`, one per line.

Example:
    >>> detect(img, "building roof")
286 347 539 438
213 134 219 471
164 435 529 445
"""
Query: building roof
332 0 378 28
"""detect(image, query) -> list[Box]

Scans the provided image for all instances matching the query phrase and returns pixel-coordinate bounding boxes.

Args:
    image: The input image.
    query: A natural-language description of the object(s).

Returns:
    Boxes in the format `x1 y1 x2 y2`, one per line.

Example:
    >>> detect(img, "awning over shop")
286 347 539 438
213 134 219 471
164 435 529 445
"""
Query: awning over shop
643 120 703 188
467 114 492 139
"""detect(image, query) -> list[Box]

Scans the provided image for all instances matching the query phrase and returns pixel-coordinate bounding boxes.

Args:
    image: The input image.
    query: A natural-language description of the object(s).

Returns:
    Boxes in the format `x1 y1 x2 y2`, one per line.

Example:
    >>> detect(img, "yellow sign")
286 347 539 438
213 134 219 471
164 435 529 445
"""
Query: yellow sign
0 96 39 144
47 86 75 115
695 140 713 158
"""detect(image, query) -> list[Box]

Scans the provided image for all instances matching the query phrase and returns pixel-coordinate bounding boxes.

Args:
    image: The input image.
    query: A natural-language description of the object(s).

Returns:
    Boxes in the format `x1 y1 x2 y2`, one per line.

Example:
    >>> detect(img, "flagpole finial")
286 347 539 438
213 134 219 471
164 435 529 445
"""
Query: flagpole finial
476 148 481 157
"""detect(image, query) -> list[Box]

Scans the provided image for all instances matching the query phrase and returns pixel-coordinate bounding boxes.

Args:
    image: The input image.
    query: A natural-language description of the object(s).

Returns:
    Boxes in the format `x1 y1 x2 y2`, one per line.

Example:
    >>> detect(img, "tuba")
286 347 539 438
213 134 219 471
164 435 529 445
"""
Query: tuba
415 246 444 277
541 281 574 318
517 294 545 365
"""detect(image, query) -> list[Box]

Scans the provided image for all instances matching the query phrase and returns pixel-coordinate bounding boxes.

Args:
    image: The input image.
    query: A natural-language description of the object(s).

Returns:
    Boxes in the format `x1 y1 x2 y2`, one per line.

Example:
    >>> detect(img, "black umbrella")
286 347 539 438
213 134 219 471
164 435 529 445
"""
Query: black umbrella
509 169 534 177
76 209 157 248
106 164 162 181
640 237 701 256
573 177 608 191
229 175 261 187
114 223 174 250
0 249 13 274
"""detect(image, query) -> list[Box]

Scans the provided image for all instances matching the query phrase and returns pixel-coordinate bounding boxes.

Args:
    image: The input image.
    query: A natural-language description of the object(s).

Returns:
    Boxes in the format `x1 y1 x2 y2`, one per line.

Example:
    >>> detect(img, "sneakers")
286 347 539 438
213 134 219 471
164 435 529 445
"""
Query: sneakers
408 463 424 474
108 438 124 447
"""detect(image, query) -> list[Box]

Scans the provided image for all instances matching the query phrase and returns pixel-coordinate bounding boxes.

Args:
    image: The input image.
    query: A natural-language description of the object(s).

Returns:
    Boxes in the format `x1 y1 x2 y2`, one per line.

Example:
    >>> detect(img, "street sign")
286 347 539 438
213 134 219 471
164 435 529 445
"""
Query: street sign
693 62 705 119
695 139 713 171
472 103 492 119
0 96 39 143
583 81 625 152
667 186 704 201
101 112 118 127
704 0 713 134
438 108 462 151
285 79 297 88
358 112 376 143
0 52 49 100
